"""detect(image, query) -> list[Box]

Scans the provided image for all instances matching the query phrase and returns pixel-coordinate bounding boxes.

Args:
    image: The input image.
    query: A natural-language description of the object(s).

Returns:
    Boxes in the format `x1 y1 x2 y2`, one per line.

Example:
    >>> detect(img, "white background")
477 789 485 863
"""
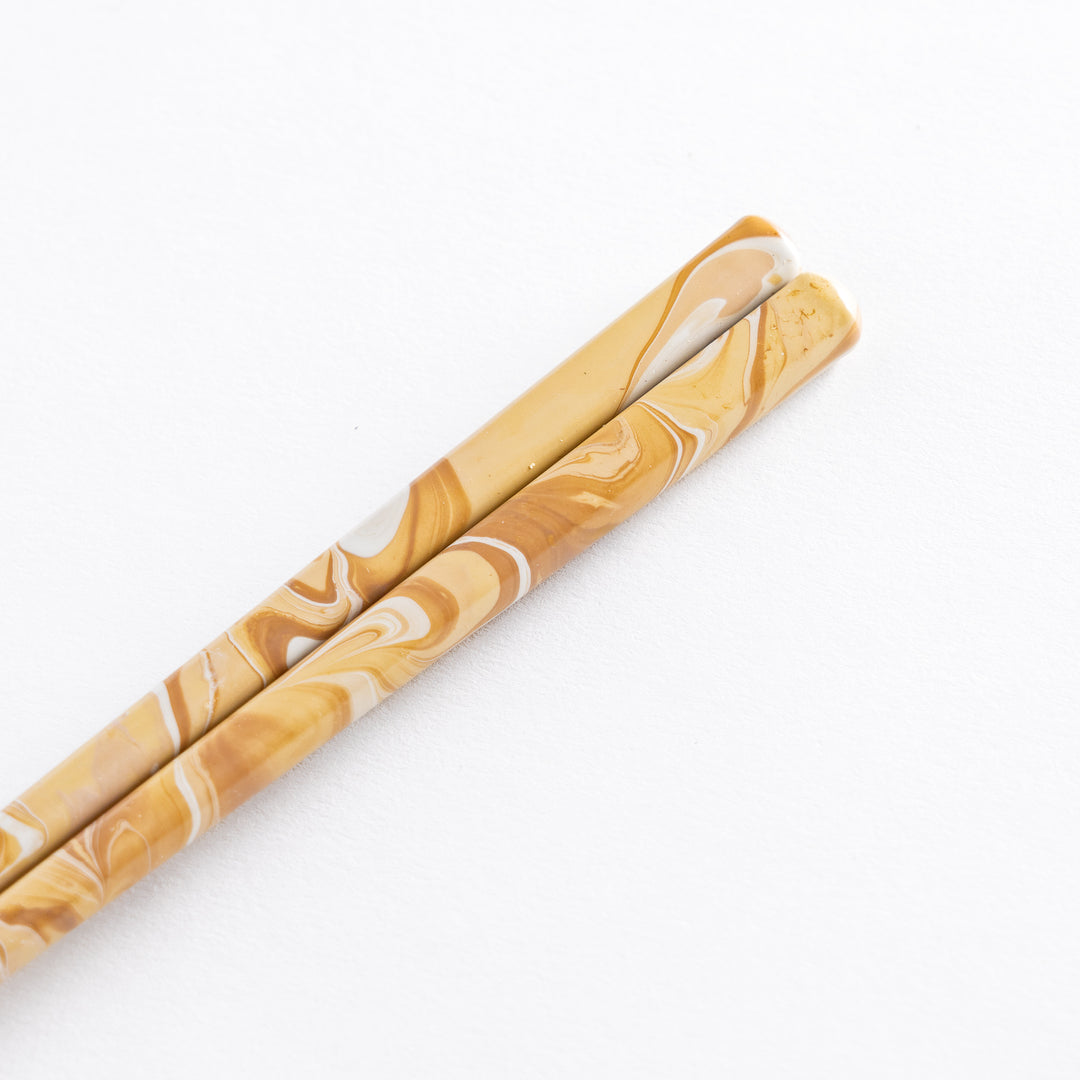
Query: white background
1 1 1077 1075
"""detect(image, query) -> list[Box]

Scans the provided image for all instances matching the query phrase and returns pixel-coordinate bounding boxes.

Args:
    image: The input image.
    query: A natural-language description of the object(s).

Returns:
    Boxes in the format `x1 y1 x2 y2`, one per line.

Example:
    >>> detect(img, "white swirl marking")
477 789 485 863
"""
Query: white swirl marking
172 760 203 847
0 809 45 858
338 488 410 558
199 649 218 734
151 682 182 755
453 535 532 601
285 635 323 667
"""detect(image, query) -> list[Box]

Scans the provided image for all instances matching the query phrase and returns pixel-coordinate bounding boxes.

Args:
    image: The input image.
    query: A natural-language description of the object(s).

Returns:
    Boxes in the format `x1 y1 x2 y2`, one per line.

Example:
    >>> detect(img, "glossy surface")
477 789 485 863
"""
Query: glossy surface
0 273 860 979
0 217 799 891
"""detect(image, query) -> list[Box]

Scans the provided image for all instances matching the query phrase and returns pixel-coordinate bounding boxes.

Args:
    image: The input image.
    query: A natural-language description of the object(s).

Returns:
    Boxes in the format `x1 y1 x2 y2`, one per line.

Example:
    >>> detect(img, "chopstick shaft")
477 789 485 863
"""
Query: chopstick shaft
0 273 859 980
0 217 798 891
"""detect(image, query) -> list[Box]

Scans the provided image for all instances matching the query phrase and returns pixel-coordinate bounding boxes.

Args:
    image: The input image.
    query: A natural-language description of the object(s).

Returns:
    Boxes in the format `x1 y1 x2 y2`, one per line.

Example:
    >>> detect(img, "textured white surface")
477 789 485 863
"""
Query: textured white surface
0 2 1077 1075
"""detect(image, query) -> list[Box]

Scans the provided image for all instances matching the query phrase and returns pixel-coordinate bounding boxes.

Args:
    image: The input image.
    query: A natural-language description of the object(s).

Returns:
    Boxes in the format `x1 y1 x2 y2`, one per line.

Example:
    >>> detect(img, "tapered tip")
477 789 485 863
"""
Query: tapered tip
828 276 862 355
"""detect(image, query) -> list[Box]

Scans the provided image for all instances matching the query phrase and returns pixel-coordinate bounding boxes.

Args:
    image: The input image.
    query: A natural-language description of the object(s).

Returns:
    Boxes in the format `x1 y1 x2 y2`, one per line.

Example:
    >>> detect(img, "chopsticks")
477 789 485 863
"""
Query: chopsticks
0 272 860 979
0 216 799 893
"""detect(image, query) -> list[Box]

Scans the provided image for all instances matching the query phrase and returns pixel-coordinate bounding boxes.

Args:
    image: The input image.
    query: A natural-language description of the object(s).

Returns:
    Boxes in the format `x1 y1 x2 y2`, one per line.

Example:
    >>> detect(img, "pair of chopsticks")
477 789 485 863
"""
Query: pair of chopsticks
0 218 860 979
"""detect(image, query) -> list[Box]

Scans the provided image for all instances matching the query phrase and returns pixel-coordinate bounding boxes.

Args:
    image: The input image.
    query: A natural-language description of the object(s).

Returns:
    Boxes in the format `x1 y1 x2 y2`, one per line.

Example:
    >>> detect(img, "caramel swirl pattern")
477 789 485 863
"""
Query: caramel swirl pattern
0 273 860 980
0 217 800 891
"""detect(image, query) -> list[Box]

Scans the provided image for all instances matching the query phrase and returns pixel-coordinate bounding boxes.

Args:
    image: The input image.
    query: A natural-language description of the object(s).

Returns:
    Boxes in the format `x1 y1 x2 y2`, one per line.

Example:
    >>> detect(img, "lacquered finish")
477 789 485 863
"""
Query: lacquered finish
0 217 799 891
0 273 860 979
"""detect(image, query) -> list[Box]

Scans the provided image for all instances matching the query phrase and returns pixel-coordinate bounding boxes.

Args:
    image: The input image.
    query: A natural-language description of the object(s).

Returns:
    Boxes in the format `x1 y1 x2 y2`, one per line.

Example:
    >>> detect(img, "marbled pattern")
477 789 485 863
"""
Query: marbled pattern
0 273 860 980
0 217 800 890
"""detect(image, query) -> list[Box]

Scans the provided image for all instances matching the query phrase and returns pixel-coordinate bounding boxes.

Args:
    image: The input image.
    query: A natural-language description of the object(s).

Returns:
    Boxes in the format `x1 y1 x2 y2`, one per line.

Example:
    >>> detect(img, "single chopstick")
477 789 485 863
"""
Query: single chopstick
0 217 799 891
0 272 860 980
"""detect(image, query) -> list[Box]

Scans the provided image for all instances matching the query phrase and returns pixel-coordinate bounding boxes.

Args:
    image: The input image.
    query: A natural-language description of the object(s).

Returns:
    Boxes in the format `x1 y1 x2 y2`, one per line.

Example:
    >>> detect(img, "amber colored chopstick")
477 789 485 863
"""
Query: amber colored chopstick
0 272 860 979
